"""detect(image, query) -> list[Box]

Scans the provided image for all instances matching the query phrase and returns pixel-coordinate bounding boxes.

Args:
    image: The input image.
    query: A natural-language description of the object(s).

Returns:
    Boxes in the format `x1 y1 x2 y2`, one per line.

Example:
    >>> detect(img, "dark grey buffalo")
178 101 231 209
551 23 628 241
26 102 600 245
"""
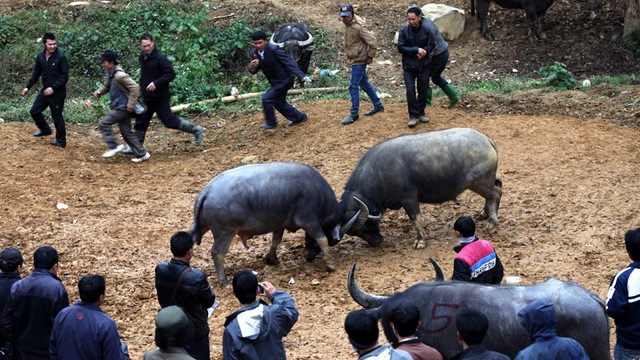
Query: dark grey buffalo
348 260 610 359
187 162 358 284
339 128 502 249
270 23 314 74
470 0 556 40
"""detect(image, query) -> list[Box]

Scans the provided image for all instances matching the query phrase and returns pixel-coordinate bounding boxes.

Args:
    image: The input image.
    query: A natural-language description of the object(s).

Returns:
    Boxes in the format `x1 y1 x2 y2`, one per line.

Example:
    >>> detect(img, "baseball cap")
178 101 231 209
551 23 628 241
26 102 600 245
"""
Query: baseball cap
340 4 354 16
155 306 194 347
0 248 24 272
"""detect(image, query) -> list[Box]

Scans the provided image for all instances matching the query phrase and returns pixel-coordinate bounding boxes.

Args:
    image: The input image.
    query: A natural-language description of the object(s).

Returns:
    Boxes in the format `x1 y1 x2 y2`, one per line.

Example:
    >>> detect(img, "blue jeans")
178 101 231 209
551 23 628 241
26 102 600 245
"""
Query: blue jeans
615 343 640 360
349 64 382 116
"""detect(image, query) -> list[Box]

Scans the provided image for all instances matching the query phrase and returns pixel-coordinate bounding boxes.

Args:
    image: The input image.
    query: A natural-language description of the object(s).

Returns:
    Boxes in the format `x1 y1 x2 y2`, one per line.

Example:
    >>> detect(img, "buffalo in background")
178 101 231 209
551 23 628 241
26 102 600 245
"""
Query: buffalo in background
270 22 314 75
470 0 556 40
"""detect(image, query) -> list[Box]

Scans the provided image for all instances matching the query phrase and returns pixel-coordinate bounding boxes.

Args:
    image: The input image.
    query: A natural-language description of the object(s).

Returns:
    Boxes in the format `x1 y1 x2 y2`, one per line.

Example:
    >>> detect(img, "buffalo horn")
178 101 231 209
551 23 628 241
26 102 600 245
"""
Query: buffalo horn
268 35 283 47
351 196 370 232
339 209 361 237
297 32 314 47
429 257 445 281
347 263 388 309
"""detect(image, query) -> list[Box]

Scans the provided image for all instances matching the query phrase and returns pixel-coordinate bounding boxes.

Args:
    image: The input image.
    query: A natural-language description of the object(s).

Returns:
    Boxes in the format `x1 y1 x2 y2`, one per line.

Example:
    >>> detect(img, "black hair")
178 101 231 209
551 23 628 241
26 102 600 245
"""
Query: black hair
139 32 154 41
454 216 476 237
625 227 640 262
78 274 106 303
389 303 420 337
455 309 489 345
170 232 194 257
33 246 58 270
345 309 379 350
407 6 423 16
43 32 56 43
251 30 268 41
232 270 258 305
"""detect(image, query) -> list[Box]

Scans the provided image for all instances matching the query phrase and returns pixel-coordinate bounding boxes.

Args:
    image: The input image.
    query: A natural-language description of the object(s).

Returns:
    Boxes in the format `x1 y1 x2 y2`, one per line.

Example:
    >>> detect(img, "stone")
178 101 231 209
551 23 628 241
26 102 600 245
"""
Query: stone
422 4 466 42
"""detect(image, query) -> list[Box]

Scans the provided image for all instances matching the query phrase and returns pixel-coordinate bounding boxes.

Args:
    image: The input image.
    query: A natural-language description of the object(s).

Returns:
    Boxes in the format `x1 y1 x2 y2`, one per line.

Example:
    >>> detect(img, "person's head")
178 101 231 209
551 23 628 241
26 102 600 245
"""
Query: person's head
0 248 24 273
389 303 420 338
139 32 155 55
42 32 57 54
170 231 194 259
517 300 557 340
455 309 489 347
154 306 194 349
232 270 259 305
407 6 424 28
344 309 379 352
625 227 640 262
251 30 268 52
453 216 476 238
99 50 118 71
33 246 59 272
78 274 106 304
340 4 354 25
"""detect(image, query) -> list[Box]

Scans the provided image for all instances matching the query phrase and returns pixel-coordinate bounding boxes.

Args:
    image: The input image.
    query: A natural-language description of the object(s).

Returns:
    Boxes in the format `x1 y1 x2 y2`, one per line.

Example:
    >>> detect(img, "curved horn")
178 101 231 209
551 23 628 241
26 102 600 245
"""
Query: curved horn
367 213 381 220
429 257 445 281
297 32 314 47
348 263 388 309
351 196 370 232
269 34 283 47
339 209 361 237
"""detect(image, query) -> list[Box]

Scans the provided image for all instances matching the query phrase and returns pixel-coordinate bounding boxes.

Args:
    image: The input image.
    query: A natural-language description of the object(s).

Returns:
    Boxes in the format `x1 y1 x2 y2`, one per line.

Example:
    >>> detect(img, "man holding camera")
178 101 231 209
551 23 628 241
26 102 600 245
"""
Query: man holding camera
223 270 299 359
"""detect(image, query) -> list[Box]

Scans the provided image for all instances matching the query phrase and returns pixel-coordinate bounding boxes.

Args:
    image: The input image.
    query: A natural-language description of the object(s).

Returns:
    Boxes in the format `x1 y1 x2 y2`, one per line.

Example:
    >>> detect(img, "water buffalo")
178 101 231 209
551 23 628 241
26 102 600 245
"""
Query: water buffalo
348 260 610 359
339 128 502 249
470 0 556 40
270 23 314 75
187 162 358 284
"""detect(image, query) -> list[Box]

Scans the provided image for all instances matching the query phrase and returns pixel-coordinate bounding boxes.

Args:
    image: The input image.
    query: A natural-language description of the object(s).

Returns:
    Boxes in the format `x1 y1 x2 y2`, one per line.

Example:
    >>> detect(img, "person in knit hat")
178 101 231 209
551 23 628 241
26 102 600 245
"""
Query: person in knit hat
143 306 196 360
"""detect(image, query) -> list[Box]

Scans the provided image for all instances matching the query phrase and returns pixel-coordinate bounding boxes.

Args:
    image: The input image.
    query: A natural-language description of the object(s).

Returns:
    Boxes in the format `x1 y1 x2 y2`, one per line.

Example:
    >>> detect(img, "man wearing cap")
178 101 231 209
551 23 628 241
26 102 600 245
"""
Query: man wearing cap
1 246 69 360
451 216 504 284
50 274 126 360
93 50 151 163
344 309 412 359
144 306 195 360
340 4 384 125
21 32 68 148
155 232 216 360
0 248 24 359
248 30 310 129
223 270 299 359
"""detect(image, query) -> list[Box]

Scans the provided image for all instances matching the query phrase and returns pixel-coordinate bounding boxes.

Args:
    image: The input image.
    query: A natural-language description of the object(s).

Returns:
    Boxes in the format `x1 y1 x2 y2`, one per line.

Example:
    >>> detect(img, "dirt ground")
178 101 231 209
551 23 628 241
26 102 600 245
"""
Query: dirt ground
1 0 640 359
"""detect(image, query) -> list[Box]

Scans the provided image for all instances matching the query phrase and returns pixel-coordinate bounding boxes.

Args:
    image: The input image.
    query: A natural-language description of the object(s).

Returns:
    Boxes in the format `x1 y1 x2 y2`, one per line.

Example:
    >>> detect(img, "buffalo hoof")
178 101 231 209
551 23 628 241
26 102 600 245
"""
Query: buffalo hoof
264 254 280 265
304 248 321 262
485 222 498 235
325 261 336 272
414 239 427 249
482 32 496 41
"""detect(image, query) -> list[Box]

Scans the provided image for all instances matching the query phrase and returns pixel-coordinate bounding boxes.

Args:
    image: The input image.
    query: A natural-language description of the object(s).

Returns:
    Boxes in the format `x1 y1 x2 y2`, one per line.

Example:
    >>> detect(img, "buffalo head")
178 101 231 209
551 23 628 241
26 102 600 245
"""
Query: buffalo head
270 23 314 74
339 194 384 247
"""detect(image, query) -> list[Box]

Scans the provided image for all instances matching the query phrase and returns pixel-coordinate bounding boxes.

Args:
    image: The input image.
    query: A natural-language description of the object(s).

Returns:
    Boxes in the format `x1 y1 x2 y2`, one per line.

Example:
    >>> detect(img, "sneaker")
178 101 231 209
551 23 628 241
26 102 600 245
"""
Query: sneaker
364 106 384 116
407 118 418 128
418 115 430 123
33 130 52 137
131 152 151 163
287 115 308 127
122 146 133 155
50 140 66 148
341 114 359 125
102 144 125 158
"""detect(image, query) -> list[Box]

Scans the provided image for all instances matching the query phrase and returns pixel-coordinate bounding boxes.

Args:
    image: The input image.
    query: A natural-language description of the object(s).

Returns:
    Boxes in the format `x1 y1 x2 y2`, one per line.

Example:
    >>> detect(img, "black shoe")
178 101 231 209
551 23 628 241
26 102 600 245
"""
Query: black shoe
288 115 308 127
261 123 277 129
50 140 66 148
33 130 52 137
341 114 359 125
364 106 384 116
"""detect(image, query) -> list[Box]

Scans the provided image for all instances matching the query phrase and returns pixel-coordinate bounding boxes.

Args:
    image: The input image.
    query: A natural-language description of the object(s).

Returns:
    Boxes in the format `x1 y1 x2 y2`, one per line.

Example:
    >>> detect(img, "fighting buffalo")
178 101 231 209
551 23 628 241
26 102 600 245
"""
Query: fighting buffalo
339 128 502 249
270 23 314 75
470 0 556 40
348 260 610 359
187 162 358 284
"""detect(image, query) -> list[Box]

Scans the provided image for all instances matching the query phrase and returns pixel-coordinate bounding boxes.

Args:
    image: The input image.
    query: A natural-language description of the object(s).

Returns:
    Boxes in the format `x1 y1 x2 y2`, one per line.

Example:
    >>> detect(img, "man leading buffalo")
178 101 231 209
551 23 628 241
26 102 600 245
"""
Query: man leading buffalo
122 32 203 155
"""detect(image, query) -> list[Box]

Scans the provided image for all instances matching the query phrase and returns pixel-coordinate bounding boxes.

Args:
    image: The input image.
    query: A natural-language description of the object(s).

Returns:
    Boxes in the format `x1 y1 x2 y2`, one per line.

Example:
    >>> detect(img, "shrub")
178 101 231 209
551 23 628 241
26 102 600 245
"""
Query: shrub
539 62 576 90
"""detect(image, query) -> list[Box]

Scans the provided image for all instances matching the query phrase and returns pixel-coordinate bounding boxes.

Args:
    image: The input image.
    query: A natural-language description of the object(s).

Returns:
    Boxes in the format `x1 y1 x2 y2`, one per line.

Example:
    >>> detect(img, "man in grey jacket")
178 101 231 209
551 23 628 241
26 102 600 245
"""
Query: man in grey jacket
223 270 298 359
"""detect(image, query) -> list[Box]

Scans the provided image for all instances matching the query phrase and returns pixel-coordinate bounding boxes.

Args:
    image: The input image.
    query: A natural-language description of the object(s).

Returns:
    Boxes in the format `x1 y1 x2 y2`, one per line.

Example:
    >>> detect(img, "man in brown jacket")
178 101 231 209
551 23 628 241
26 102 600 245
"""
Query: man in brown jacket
390 304 443 360
340 4 384 125
93 50 150 163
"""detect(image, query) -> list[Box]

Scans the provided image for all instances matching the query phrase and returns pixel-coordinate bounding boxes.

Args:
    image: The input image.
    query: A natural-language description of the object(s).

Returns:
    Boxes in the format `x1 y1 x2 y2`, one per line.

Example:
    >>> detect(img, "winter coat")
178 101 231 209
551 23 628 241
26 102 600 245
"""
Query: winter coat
343 15 378 65
452 238 504 284
248 44 305 87
143 347 195 360
97 66 141 111
451 345 510 360
359 344 413 360
394 338 443 360
139 47 176 100
606 262 640 350
25 48 68 94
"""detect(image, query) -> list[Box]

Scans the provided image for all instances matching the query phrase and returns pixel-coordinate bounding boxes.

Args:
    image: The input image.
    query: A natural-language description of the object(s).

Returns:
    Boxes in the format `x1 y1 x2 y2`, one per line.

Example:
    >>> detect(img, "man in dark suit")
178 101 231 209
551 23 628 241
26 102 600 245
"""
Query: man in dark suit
248 30 309 129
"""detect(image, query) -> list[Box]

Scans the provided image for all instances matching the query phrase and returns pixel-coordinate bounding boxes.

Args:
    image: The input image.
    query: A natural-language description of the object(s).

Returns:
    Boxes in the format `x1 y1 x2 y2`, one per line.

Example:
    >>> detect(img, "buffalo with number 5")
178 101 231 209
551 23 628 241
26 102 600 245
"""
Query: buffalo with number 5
348 260 610 359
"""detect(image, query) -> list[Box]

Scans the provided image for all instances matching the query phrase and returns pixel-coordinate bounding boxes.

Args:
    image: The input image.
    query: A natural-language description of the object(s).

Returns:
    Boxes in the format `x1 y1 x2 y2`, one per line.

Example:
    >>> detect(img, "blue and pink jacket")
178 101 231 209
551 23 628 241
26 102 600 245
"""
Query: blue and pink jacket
452 238 504 284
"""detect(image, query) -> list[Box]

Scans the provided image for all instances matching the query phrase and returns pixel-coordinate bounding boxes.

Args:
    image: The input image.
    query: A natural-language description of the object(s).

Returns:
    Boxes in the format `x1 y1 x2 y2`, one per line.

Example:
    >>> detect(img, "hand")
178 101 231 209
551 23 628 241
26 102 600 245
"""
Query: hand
301 76 312 85
21 88 29 96
259 281 277 298
146 82 156 92
366 57 373 65
249 59 259 70
127 107 134 113
93 90 101 98
43 87 54 96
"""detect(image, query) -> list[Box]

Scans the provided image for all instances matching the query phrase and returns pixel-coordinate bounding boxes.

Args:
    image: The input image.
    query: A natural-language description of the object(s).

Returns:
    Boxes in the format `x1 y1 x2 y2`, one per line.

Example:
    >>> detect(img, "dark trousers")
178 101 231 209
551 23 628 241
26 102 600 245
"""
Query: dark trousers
20 352 47 360
134 98 182 133
183 336 210 360
430 50 450 88
403 68 430 118
30 91 66 144
262 80 305 125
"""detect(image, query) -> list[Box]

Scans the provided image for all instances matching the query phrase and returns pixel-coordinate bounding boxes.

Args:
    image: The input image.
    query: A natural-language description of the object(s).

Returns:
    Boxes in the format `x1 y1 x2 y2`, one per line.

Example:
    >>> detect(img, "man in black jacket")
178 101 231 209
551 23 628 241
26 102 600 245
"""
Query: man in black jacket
0 248 23 359
248 30 309 129
127 32 203 152
21 32 68 148
1 246 69 360
155 232 216 360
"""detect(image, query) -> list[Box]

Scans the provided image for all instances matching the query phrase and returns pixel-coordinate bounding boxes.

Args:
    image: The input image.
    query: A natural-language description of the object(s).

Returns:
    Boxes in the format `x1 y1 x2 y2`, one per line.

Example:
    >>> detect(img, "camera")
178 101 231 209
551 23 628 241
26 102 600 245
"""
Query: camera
258 284 264 294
